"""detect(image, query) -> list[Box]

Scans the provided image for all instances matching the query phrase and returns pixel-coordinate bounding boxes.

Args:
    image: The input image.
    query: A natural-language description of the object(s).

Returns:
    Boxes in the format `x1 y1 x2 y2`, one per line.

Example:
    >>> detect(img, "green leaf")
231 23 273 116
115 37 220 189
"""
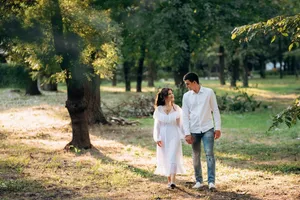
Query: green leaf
288 43 294 51
271 35 276 43
266 19 273 26
281 33 288 37
231 33 237 40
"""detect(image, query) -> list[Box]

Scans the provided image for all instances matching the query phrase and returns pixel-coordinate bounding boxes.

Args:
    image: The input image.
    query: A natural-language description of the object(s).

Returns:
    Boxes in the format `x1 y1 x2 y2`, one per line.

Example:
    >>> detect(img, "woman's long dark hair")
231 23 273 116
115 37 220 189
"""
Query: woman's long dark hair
154 88 176 110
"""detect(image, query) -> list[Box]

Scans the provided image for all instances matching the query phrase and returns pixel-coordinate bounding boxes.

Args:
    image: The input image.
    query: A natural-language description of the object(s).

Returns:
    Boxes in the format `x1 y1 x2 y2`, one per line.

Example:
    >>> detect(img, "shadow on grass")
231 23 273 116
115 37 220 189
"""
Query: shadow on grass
0 134 263 200
88 146 165 182
0 173 78 200
175 184 262 200
215 142 300 174
90 124 300 175
88 146 262 200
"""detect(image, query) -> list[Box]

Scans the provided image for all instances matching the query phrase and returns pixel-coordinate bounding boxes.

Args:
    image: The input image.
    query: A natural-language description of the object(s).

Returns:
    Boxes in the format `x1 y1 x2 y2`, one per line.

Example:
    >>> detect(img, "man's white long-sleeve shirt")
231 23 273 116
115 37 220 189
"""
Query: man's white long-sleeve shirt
182 86 221 135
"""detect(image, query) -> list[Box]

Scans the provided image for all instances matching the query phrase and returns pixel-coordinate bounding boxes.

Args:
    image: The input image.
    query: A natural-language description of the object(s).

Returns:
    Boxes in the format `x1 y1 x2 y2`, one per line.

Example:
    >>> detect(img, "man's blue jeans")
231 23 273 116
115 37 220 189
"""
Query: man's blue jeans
191 128 215 184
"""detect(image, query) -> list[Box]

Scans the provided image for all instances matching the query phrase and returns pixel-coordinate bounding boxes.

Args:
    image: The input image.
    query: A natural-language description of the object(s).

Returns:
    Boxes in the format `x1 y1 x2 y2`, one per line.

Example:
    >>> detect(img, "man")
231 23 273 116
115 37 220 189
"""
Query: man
182 72 221 190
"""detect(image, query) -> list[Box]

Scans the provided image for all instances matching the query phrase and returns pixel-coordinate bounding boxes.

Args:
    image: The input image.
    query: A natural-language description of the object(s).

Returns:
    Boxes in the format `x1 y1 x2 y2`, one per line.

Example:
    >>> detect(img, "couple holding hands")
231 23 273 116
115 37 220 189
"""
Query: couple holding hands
153 72 222 190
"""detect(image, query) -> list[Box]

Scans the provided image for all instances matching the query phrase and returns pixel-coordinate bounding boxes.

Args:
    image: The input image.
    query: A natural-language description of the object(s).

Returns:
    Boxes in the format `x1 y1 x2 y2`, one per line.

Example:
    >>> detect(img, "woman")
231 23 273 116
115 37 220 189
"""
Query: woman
153 88 186 189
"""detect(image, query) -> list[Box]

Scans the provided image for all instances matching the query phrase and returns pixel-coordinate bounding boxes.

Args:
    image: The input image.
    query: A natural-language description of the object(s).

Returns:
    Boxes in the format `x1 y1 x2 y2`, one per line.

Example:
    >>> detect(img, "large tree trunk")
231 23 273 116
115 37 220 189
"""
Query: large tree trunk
40 75 58 91
0 53 6 63
41 82 57 91
259 55 266 79
242 56 249 87
291 56 298 79
219 45 226 85
230 58 239 87
174 38 190 87
147 59 156 87
26 78 41 95
136 41 146 92
123 61 131 92
65 73 91 149
112 69 117 86
85 68 109 125
51 0 91 149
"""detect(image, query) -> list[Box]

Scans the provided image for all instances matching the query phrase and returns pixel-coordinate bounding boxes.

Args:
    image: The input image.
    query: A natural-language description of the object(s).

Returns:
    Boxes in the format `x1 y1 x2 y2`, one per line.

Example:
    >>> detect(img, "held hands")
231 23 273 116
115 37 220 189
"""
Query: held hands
185 135 194 144
156 141 162 147
214 130 221 139
185 130 221 144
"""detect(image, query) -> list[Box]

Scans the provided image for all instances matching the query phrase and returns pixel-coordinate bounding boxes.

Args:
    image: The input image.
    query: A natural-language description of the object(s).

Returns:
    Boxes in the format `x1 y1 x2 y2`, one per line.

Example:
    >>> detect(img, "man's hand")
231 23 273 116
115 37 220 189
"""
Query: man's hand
185 135 194 144
157 141 162 147
214 130 221 139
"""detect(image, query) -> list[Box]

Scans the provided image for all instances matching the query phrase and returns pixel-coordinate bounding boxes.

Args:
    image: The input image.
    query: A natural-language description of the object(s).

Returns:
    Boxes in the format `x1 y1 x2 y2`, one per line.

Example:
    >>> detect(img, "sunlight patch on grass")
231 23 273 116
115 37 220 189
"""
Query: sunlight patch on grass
91 139 157 168
0 105 69 131
0 90 66 111
21 139 67 150
0 155 30 174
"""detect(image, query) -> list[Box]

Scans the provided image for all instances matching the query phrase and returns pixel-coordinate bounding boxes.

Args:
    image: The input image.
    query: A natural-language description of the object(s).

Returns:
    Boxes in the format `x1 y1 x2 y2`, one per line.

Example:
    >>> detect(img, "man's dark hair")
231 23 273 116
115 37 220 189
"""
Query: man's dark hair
183 72 199 84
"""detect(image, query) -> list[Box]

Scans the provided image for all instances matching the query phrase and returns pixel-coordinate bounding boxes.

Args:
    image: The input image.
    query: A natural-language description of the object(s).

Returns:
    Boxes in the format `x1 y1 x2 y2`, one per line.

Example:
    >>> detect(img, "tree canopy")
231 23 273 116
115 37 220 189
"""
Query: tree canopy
231 14 300 51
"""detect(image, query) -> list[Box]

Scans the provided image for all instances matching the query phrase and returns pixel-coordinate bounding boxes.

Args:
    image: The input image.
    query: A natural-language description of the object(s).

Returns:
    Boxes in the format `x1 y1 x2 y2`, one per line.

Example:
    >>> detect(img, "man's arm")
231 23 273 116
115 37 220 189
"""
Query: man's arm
210 90 222 139
181 94 190 136
182 94 194 144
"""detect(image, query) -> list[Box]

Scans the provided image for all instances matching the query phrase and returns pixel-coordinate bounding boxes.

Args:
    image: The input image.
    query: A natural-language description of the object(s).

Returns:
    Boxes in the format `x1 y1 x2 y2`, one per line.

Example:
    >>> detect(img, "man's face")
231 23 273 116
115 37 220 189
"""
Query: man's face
184 80 196 91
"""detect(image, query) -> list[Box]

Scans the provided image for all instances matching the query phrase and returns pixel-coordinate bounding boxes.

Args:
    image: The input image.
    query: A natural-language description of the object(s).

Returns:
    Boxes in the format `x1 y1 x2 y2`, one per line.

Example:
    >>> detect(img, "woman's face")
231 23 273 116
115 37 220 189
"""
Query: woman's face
165 89 174 103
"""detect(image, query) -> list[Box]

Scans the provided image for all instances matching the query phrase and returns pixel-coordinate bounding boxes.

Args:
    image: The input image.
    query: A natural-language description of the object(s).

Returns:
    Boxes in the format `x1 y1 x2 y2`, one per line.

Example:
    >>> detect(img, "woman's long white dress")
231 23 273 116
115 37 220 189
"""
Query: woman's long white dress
153 105 186 176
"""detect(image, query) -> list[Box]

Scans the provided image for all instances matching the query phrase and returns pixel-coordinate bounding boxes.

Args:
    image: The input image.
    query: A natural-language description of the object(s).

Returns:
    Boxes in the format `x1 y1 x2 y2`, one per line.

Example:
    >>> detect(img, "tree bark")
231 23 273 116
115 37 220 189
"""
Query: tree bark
51 0 91 149
230 58 239 87
258 55 266 79
147 59 156 87
65 75 91 149
291 56 298 79
174 38 190 87
26 78 41 95
136 41 145 92
41 82 57 91
85 68 109 125
40 75 58 91
242 56 249 87
123 61 131 92
219 45 226 85
112 69 117 86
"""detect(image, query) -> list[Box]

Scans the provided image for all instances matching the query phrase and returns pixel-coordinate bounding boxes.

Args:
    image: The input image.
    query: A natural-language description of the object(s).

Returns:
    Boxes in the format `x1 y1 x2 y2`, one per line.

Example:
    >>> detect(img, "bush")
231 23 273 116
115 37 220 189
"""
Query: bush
103 93 156 117
216 90 261 113
0 63 28 88
174 87 261 113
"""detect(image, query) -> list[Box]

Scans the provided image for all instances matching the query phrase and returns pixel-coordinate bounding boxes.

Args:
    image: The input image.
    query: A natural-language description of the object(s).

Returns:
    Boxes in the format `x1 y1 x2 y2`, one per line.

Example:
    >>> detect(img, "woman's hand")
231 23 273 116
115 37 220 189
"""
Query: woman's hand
157 141 162 147
185 135 194 144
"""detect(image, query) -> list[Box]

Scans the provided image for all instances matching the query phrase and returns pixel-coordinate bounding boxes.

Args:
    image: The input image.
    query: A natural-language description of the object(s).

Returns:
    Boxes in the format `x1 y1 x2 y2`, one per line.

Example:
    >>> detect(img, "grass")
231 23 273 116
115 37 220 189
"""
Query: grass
0 77 300 199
